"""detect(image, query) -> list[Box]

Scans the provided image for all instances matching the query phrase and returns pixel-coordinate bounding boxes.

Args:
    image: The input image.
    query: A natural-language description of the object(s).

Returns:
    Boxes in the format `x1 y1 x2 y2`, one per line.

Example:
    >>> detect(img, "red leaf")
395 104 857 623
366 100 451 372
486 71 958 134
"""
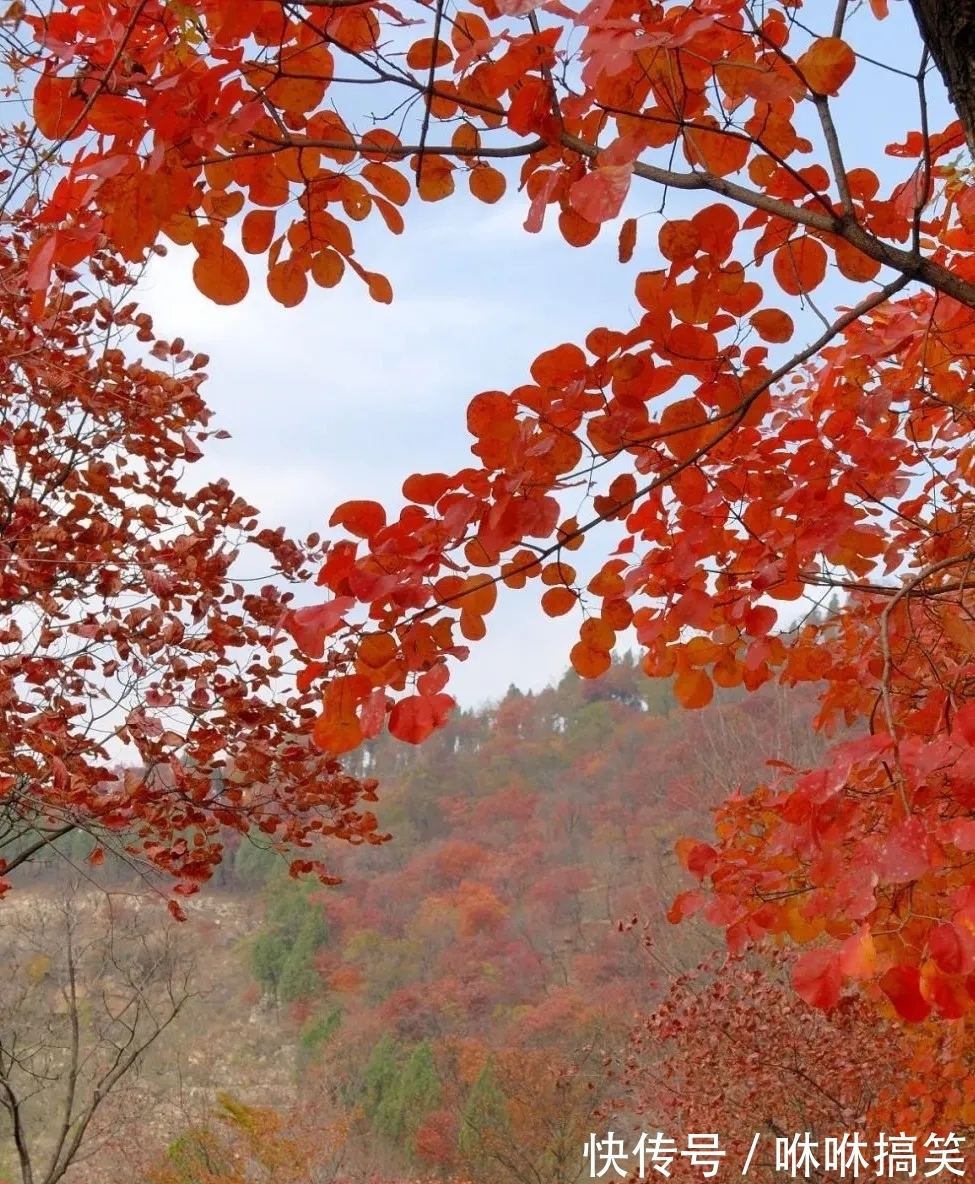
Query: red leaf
569 164 633 224
928 924 975 976
286 597 355 659
667 890 704 924
945 819 975 852
675 838 717 880
403 472 451 505
876 817 929 884
359 687 388 739
329 499 387 538
417 663 450 696
953 703 975 747
880 965 931 1022
793 948 842 1010
388 693 453 744
26 234 57 292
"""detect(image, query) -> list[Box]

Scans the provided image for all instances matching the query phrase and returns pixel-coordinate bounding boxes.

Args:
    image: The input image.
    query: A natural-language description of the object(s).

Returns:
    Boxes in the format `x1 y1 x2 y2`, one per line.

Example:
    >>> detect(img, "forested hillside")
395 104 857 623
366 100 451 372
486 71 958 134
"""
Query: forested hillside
42 652 880 1184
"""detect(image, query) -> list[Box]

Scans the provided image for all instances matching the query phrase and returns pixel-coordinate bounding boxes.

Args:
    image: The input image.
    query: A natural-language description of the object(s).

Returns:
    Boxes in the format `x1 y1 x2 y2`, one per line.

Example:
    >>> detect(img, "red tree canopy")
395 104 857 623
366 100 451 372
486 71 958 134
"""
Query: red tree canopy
0 214 384 906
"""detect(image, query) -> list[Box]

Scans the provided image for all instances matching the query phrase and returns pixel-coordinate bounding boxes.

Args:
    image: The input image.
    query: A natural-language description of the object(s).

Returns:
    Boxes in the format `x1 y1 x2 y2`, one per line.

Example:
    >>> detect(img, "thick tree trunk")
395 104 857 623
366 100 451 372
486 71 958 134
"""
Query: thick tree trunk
909 0 975 153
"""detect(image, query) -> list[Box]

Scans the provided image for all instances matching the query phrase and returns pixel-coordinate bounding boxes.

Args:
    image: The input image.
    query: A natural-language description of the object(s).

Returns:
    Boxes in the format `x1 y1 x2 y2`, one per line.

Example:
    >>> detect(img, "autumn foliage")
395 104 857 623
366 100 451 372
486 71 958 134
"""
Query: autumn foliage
0 212 384 904
615 950 975 1181
11 0 975 1038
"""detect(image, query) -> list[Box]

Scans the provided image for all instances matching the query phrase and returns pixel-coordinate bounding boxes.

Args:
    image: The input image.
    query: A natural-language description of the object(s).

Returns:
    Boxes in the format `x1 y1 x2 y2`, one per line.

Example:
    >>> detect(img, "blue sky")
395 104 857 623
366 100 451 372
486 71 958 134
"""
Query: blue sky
139 0 949 710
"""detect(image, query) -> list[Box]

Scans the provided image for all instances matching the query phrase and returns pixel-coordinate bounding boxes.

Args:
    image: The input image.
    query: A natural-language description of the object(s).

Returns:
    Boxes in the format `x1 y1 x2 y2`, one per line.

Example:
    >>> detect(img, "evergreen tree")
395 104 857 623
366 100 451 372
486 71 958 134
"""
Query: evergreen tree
249 881 328 1003
364 1034 404 1133
398 1041 442 1148
458 1058 510 1164
279 907 329 1002
370 1039 442 1149
232 837 282 887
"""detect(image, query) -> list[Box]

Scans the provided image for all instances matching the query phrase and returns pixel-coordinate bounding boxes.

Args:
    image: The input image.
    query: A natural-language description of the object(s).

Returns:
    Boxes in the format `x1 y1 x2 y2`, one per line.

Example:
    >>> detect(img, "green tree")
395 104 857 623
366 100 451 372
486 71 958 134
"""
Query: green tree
363 1034 404 1131
458 1059 511 1170
232 838 283 889
249 883 328 1004
371 1040 442 1150
398 1042 443 1150
296 1007 343 1074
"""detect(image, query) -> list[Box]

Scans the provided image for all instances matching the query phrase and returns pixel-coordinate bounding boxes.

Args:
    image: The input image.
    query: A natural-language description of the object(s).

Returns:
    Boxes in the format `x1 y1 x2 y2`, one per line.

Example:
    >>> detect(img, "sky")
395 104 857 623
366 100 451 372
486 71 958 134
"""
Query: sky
138 0 947 711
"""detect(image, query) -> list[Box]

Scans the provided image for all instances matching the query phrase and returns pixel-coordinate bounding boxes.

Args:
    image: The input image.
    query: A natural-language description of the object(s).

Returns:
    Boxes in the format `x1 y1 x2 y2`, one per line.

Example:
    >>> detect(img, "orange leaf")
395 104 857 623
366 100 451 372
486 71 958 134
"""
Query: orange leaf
749 308 794 343
192 243 250 305
531 342 587 386
358 632 399 669
835 238 881 283
33 72 85 140
469 164 506 204
558 207 600 248
267 258 308 307
692 204 739 262
798 36 856 95
839 927 876 980
580 617 615 651
570 641 611 679
673 667 713 709
451 10 490 48
658 397 717 462
658 220 699 263
541 587 577 617
365 271 393 304
416 158 455 202
468 391 512 436
618 217 637 263
773 236 827 296
314 675 368 755
406 37 453 69
361 162 411 206
541 561 576 586
683 119 750 176
454 575 497 615
241 209 276 255
314 707 363 754
311 249 345 288
460 610 487 640
452 122 481 152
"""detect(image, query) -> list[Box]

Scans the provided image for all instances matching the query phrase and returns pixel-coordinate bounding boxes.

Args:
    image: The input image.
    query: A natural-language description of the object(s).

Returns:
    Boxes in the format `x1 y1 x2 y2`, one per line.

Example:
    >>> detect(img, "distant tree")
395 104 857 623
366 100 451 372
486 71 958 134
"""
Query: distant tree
249 883 328 1005
144 1090 349 1184
373 1040 442 1151
457 1058 511 1175
362 1034 404 1132
0 884 194 1184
